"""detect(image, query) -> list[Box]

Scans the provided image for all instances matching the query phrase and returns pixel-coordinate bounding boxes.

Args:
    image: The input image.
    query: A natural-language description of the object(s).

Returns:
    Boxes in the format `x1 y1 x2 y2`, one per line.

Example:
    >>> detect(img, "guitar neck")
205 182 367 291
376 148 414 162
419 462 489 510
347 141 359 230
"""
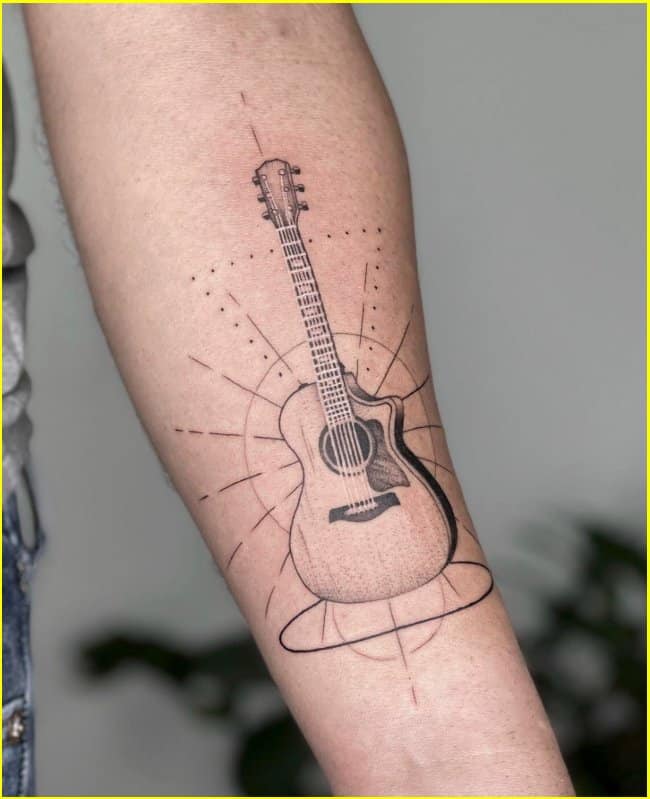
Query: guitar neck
276 224 354 427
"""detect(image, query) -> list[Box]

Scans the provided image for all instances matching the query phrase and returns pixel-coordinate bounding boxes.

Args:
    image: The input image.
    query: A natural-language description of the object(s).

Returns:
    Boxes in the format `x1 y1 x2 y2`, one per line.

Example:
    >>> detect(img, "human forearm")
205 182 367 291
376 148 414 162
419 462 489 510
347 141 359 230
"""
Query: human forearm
26 5 572 794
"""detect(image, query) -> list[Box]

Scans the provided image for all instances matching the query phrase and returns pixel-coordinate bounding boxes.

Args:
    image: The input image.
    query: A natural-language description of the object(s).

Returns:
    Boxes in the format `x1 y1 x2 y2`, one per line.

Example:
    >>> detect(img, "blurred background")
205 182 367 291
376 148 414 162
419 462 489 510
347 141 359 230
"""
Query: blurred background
3 4 644 795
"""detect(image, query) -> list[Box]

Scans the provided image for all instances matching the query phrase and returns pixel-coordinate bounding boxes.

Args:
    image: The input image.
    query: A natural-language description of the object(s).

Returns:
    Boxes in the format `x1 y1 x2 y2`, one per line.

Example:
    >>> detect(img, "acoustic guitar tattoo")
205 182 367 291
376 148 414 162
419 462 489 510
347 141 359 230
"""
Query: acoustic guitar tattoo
175 154 492 680
255 159 458 600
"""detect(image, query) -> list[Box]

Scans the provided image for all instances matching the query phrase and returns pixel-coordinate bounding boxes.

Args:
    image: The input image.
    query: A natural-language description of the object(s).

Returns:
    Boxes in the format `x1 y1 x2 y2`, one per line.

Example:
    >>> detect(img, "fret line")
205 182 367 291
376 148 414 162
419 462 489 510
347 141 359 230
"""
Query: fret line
277 225 355 425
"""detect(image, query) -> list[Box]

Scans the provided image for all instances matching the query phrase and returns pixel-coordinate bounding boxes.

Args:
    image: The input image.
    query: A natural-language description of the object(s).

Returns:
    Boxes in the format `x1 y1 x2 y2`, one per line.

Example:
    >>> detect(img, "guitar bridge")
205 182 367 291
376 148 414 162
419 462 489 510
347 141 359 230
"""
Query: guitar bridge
329 492 400 523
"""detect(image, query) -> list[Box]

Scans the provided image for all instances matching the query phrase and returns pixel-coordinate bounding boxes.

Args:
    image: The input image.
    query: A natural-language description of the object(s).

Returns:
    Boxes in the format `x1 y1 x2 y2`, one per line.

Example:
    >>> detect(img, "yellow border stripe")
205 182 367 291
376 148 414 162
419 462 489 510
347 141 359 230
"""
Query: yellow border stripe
4 0 649 5
1 2 647 798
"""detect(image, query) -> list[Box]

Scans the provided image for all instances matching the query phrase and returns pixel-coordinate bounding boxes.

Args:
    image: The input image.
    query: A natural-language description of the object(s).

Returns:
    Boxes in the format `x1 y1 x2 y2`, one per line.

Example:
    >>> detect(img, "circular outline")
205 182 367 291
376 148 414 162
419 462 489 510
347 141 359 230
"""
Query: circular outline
278 560 494 654
319 419 376 475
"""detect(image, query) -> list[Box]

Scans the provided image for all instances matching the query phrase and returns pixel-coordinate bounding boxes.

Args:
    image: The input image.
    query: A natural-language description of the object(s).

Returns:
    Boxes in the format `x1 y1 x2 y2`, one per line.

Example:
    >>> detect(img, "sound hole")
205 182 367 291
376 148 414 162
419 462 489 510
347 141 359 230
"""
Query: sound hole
319 420 375 475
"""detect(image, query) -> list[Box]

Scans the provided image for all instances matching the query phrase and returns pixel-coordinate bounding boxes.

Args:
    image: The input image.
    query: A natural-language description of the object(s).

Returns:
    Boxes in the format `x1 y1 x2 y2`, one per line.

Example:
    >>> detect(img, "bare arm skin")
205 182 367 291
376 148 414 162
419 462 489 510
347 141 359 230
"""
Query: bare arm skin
25 6 572 795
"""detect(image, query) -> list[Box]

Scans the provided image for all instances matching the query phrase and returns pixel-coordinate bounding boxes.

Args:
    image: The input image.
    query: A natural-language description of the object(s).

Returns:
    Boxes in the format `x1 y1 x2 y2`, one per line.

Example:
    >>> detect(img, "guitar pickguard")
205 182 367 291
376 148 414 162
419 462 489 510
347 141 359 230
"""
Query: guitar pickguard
364 418 410 492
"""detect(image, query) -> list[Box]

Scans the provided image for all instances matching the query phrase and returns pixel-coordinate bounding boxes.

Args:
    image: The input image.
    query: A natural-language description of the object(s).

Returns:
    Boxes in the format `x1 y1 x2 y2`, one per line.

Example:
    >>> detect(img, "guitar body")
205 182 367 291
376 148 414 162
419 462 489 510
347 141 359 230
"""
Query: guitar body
280 374 457 603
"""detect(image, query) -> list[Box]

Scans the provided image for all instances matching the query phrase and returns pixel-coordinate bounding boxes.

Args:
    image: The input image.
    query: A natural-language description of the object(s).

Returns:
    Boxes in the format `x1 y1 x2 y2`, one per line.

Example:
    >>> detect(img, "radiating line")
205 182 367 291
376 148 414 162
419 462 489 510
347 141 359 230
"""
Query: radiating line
282 483 302 502
228 292 241 306
374 305 414 395
250 484 301 540
219 471 263 493
251 504 277 531
226 541 243 570
264 586 276 618
416 455 454 476
456 516 479 542
358 262 369 350
278 460 299 470
250 124 263 156
403 423 442 433
175 428 243 438
279 551 291 574
403 373 430 401
253 434 284 441
442 571 461 597
198 494 209 502
321 602 328 642
222 374 281 408
188 355 213 370
388 600 408 669
388 601 418 707
246 314 294 373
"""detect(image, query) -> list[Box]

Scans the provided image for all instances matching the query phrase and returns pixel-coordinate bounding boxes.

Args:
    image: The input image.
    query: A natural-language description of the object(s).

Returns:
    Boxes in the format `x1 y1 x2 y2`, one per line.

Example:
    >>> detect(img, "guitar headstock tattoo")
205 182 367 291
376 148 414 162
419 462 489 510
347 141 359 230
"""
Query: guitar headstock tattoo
174 156 493 700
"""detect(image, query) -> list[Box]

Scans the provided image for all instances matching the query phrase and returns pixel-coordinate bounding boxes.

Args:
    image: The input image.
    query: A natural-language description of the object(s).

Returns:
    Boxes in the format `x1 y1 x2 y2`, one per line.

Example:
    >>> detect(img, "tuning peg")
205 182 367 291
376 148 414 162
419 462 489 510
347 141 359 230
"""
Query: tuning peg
299 202 309 211
291 166 301 175
262 211 270 220
252 176 260 186
295 184 305 192
257 195 265 202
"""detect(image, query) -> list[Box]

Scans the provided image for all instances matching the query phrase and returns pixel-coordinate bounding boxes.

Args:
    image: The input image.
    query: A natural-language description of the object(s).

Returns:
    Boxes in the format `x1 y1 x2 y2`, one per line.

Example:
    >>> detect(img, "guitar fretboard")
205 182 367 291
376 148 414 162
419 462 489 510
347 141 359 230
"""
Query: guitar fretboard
277 224 354 427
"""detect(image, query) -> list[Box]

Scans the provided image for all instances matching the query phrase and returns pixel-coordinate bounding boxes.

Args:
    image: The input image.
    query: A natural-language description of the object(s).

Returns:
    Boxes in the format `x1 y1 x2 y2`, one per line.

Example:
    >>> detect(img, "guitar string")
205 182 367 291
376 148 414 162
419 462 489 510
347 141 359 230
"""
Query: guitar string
338 417 373 509
279 226 361 510
286 232 367 510
279 226 371 510
342 418 375 509
280 223 375 509
280 223 376 511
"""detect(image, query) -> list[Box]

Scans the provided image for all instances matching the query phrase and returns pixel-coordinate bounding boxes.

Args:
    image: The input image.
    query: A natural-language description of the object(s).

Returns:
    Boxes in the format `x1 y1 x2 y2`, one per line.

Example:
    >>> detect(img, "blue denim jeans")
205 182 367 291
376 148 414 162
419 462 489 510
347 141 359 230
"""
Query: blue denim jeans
3 488 42 796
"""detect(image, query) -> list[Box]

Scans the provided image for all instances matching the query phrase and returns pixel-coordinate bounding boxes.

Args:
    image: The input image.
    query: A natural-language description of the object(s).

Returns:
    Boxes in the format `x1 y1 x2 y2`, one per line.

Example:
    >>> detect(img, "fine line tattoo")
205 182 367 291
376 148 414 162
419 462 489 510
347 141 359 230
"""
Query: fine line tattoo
251 158 493 656
175 156 493 681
